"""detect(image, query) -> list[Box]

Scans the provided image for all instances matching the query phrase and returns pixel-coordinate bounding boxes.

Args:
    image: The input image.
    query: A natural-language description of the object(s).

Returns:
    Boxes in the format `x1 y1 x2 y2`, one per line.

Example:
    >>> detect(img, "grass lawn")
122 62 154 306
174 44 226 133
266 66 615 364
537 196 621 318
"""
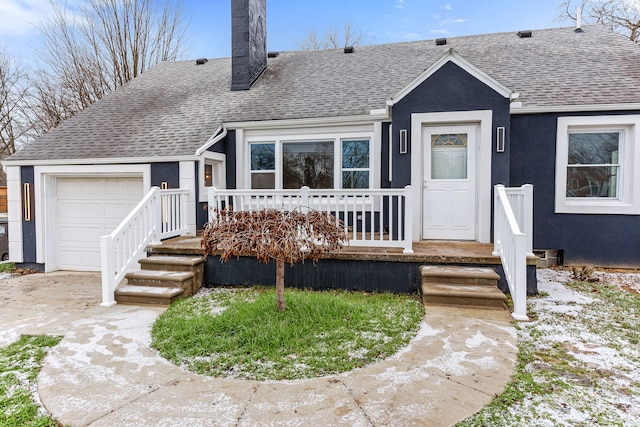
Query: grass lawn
458 269 640 426
151 286 424 380
0 335 62 427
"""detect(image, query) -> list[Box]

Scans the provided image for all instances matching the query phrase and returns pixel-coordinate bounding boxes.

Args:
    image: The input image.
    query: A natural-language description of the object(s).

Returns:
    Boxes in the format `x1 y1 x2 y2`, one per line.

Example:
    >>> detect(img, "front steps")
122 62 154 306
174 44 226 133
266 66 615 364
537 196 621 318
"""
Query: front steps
114 256 205 306
420 265 509 312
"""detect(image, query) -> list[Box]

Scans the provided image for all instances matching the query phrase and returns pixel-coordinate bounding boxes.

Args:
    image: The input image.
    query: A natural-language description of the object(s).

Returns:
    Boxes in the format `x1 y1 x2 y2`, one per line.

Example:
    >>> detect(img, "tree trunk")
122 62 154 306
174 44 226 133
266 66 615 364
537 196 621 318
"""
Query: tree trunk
276 258 285 312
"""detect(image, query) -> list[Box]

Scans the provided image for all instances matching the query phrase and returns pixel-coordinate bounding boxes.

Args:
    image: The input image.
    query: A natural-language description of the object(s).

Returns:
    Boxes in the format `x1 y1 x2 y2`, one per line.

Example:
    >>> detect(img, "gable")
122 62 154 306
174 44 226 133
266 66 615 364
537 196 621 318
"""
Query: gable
390 49 512 105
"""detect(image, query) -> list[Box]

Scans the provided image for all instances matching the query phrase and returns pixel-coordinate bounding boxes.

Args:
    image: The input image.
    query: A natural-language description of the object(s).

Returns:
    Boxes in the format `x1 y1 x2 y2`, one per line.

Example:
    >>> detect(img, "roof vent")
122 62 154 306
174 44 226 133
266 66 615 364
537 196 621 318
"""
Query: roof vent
344 46 355 54
575 6 584 32
435 38 447 46
517 30 532 38
195 58 208 65
267 51 279 58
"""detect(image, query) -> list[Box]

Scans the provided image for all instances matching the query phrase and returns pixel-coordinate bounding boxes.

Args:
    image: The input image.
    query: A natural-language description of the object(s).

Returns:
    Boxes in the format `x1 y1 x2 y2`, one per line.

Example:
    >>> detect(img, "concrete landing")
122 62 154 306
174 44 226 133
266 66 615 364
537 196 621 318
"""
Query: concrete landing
0 272 518 427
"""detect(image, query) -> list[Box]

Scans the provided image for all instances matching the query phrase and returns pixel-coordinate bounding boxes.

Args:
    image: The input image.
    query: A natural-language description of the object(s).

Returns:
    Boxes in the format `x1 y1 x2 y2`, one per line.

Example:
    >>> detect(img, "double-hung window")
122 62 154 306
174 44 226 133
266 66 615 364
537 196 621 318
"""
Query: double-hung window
341 139 370 188
248 136 371 190
555 116 640 214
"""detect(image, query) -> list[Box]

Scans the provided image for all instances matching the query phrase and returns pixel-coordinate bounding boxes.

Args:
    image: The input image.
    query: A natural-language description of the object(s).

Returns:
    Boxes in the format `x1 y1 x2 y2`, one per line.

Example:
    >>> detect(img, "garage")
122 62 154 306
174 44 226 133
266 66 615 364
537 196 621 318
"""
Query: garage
55 177 144 271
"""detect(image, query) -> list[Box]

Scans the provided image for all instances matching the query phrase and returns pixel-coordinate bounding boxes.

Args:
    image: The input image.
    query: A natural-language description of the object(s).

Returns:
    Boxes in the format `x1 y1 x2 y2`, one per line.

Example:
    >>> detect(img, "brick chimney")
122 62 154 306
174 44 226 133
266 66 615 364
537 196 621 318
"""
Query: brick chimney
231 0 267 91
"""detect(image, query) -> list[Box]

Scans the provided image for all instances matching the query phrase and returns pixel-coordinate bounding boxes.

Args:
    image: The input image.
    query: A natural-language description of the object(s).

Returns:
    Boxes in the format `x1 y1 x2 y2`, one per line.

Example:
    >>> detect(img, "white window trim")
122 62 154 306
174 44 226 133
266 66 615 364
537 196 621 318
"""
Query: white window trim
555 115 640 215
241 125 377 190
198 151 226 202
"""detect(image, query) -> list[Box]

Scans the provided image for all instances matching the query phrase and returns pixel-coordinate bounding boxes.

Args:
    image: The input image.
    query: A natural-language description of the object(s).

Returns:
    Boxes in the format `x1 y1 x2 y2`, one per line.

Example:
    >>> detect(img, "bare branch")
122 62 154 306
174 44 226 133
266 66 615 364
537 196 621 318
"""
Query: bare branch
557 0 640 42
297 21 368 50
202 208 348 311
0 48 31 157
29 0 190 135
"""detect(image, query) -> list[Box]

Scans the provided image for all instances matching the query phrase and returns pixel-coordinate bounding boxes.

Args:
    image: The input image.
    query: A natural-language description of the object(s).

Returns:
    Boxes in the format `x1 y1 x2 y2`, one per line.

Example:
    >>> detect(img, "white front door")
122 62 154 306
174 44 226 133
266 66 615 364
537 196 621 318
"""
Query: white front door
422 125 476 240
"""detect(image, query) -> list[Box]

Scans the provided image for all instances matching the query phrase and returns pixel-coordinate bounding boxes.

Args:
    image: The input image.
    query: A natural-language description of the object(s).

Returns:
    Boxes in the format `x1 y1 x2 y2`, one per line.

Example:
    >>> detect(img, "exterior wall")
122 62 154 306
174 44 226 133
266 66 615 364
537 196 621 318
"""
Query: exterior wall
151 162 180 188
20 166 36 265
510 111 640 267
179 161 197 235
5 165 23 263
390 61 511 189
203 255 538 295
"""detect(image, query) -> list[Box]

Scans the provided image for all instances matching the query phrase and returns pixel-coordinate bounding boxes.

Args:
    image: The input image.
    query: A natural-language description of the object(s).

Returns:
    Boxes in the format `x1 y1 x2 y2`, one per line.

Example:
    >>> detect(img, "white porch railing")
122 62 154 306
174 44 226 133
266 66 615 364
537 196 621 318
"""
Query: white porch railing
493 184 533 321
208 186 414 254
100 187 189 306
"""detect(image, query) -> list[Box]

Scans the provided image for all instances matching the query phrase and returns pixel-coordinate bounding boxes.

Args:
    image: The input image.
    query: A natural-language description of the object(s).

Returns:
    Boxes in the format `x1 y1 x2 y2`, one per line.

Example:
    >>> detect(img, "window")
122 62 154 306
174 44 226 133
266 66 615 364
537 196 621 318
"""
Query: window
555 116 640 214
566 132 619 198
283 141 333 189
199 152 226 202
247 136 371 190
250 143 275 189
342 139 370 188
430 133 468 180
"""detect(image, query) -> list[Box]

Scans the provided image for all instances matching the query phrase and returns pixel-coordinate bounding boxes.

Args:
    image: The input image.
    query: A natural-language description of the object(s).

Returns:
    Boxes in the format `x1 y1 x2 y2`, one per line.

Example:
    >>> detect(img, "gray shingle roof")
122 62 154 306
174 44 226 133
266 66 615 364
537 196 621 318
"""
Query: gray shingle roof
9 25 640 162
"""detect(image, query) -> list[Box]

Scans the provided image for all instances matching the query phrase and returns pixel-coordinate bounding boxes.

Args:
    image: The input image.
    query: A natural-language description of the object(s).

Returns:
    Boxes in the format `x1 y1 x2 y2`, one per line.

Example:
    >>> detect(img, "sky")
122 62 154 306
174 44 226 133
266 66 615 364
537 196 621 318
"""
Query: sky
0 0 573 64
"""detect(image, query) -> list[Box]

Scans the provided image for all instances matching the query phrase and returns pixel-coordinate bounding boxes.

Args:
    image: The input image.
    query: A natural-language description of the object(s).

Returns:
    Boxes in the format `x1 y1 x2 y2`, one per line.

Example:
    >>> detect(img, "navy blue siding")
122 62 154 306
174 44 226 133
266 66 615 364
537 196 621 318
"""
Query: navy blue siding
151 162 180 188
510 111 640 267
390 61 511 189
20 166 36 264
203 255 538 295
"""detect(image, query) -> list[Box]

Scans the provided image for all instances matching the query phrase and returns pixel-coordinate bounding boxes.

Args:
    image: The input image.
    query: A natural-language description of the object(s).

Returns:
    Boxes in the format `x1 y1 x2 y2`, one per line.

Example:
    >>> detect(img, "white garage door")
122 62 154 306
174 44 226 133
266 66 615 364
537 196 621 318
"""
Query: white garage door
56 177 144 271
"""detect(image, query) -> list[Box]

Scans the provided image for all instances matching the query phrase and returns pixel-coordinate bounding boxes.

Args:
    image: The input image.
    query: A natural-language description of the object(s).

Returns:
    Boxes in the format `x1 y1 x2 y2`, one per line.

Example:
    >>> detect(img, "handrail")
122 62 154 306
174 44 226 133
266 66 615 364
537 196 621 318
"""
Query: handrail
100 187 189 306
209 186 414 254
493 184 531 321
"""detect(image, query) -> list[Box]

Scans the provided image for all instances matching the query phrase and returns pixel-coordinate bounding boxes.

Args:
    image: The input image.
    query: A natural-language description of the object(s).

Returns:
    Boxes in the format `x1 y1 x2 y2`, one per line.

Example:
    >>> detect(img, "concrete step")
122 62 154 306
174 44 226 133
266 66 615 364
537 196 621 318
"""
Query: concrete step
115 285 184 306
421 265 500 287
125 270 196 296
420 265 508 311
139 256 204 293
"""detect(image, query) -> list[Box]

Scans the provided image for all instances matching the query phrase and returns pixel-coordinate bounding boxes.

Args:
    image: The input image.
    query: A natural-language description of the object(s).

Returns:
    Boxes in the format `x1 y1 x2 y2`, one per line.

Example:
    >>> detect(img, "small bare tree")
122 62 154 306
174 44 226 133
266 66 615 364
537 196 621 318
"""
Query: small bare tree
31 0 189 135
558 0 640 43
297 21 368 50
0 48 30 158
202 209 348 311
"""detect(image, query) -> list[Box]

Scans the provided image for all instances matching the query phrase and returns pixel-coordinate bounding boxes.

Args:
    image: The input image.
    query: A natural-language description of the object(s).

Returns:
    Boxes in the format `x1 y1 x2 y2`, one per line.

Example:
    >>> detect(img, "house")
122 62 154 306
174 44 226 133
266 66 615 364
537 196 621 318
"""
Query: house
4 0 640 300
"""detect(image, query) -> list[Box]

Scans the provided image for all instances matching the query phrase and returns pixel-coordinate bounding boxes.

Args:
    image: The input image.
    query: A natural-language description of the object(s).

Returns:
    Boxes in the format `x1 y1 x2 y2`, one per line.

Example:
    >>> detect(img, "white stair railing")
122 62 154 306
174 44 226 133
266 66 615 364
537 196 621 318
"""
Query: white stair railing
209 186 413 254
493 184 532 321
100 187 189 306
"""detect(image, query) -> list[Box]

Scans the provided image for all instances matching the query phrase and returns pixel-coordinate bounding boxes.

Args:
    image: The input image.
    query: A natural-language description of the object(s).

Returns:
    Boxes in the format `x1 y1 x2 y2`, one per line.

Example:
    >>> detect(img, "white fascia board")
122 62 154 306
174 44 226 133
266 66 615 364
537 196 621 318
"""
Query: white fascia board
195 125 225 156
225 113 389 130
2 155 200 167
390 48 512 105
511 103 640 114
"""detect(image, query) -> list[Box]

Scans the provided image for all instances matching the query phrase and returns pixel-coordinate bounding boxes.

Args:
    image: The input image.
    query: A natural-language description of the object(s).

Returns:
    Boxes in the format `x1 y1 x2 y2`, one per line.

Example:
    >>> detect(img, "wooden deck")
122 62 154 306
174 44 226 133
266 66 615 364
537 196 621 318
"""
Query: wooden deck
149 236 538 266
147 236 538 295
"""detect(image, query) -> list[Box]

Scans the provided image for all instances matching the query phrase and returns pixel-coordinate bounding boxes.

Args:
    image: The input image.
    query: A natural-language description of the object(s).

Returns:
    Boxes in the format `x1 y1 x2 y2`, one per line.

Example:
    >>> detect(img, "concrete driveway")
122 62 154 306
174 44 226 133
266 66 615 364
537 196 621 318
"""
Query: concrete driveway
0 271 518 426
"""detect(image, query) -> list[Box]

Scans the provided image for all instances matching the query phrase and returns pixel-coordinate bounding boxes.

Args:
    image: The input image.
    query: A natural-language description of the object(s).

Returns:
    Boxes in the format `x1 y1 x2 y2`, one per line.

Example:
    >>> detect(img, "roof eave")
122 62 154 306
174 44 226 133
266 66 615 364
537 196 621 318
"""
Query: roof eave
510 103 640 114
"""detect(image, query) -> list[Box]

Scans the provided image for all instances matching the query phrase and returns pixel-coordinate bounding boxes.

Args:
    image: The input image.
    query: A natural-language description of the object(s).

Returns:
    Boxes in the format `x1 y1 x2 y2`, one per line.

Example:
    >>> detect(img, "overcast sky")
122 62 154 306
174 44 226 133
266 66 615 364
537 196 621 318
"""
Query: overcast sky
1 0 572 64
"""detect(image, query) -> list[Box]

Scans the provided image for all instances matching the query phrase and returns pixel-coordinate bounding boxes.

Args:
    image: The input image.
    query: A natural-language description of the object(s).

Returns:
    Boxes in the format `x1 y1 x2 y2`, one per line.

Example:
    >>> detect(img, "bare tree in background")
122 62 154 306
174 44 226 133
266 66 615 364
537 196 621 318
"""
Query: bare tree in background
297 21 368 50
0 48 30 158
558 0 640 42
202 209 347 312
32 0 189 135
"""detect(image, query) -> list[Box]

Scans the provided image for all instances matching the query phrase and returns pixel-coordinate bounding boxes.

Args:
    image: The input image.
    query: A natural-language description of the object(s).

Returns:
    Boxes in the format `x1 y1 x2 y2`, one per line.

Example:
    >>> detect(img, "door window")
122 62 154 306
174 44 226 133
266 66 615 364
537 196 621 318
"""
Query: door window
431 133 468 179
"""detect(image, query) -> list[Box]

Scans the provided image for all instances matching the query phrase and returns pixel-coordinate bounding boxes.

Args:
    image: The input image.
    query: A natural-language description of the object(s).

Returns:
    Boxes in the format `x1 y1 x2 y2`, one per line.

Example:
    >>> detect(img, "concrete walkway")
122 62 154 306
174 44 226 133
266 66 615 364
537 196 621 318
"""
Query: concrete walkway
0 272 518 426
